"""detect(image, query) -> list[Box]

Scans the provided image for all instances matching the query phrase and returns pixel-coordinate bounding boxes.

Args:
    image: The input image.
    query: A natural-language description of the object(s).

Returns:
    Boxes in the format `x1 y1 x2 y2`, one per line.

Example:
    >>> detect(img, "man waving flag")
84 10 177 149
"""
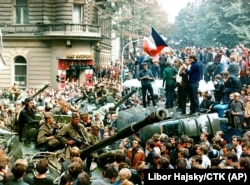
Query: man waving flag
142 27 168 56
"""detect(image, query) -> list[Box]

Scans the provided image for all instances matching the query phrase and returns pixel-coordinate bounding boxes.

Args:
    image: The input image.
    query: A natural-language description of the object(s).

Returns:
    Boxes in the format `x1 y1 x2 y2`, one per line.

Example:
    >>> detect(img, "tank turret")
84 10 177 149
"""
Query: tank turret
109 88 138 112
80 108 168 159
31 83 51 99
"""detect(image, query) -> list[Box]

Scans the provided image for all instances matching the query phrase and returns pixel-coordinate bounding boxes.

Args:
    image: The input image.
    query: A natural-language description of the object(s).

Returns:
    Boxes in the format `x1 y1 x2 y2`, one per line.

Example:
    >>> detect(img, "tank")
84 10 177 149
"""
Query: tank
115 106 229 146
31 83 51 99
80 108 168 159
16 83 51 101
91 88 138 120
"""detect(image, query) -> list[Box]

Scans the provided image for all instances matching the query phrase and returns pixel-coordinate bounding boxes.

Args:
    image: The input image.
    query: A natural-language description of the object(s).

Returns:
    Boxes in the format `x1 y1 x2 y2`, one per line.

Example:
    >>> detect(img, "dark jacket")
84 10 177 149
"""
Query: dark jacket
224 75 242 91
18 107 36 127
185 60 201 83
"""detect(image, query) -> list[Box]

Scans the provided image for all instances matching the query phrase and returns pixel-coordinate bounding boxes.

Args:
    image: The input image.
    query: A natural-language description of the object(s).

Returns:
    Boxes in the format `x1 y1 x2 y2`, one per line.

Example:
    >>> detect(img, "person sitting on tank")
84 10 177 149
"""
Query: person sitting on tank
18 97 39 143
80 112 93 130
36 112 62 152
0 106 16 132
199 93 219 113
95 84 108 106
87 124 101 146
53 101 72 116
107 87 121 104
56 113 90 159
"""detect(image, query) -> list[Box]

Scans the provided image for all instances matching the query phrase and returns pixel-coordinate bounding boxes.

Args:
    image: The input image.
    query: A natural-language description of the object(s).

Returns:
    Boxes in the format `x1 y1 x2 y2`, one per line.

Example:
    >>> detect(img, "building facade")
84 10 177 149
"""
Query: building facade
0 0 111 89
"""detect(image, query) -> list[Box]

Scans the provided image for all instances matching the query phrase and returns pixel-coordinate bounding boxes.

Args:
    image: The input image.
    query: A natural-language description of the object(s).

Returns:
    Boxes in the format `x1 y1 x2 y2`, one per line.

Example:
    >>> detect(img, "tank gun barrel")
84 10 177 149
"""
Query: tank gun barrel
80 108 167 159
31 83 51 99
110 88 138 112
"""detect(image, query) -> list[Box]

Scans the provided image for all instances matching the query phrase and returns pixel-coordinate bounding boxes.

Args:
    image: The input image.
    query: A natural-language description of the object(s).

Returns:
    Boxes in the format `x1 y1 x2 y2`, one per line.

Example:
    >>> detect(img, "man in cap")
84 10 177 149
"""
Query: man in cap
80 112 93 129
57 112 90 151
37 112 60 151
138 63 157 111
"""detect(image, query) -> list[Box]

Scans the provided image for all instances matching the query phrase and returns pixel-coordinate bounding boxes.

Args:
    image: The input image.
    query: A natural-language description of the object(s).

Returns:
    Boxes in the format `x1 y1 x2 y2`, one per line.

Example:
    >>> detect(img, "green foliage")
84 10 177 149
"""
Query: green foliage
96 0 169 38
170 0 250 48
96 0 249 50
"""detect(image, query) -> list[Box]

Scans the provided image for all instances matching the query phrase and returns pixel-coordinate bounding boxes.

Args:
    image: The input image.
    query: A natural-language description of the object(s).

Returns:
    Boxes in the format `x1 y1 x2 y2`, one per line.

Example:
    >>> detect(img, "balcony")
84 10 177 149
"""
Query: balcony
2 23 101 40
37 23 101 38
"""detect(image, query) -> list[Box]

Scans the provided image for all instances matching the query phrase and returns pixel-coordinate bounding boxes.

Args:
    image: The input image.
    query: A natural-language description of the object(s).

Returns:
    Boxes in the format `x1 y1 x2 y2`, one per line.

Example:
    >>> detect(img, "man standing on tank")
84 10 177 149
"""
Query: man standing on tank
138 63 157 111
184 55 201 115
162 61 176 109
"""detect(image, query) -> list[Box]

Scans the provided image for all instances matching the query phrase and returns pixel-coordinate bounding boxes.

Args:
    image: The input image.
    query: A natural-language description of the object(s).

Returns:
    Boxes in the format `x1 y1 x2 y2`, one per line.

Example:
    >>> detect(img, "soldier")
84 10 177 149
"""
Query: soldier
80 112 93 129
36 112 60 151
88 124 101 146
57 113 90 151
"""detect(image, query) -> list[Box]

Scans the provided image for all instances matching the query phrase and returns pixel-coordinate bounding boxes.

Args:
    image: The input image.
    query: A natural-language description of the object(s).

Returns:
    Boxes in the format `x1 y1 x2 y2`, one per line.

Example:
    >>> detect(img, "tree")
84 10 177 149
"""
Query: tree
168 0 250 48
96 0 170 57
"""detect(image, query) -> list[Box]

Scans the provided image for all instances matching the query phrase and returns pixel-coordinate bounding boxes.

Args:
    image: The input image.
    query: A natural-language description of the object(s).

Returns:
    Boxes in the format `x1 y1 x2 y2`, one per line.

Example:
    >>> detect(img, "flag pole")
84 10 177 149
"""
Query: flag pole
121 38 143 90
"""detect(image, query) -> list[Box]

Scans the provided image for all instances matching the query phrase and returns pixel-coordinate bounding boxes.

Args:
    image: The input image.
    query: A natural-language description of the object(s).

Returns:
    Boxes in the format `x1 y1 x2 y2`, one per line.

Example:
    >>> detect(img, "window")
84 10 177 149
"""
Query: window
73 4 83 32
15 0 28 24
14 56 27 88
92 7 98 25
73 4 83 24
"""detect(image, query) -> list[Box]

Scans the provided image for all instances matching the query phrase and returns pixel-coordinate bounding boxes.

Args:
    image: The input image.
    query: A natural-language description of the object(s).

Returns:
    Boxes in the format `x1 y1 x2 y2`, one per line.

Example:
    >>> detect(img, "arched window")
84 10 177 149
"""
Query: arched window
14 56 27 88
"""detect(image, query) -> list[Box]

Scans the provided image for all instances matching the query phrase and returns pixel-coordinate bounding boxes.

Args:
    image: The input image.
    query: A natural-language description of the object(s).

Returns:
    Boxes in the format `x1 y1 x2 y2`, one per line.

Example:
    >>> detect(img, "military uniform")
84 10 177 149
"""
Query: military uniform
37 112 60 151
80 112 93 128
88 132 101 146
37 122 53 145
56 122 89 148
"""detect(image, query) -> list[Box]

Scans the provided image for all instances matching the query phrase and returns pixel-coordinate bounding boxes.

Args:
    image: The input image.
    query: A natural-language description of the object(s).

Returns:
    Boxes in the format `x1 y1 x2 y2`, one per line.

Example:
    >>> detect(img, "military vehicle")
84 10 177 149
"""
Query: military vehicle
1 108 167 184
3 100 246 185
1 82 242 184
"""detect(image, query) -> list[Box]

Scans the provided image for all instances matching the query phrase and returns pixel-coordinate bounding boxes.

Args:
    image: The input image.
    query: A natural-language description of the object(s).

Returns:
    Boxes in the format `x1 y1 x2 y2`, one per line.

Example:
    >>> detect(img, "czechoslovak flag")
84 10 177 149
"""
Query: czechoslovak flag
142 27 168 56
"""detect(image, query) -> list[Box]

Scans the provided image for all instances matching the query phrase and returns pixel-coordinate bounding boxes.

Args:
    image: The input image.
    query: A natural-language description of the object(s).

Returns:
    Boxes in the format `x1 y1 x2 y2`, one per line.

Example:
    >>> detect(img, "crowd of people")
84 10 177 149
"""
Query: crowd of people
0 44 249 184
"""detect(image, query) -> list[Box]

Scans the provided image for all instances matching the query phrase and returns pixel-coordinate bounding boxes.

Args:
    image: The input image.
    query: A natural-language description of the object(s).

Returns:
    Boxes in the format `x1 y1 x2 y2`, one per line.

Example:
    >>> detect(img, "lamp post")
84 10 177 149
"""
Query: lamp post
120 38 143 88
